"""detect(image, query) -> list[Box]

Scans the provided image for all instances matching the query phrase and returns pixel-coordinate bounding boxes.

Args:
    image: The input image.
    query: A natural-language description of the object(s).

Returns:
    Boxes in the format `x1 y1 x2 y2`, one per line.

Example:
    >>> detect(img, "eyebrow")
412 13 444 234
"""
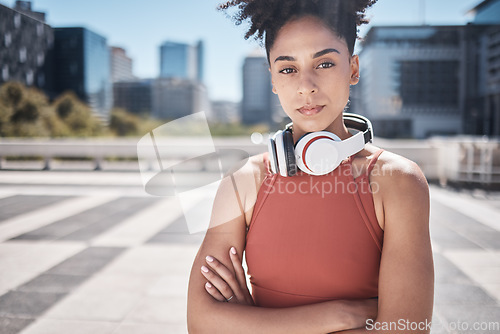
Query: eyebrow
274 48 341 63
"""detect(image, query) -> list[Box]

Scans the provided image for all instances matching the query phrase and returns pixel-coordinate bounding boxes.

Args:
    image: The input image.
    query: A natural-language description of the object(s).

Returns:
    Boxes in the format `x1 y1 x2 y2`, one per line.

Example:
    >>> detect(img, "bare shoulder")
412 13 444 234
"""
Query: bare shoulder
220 152 269 226
373 148 429 195
371 147 430 232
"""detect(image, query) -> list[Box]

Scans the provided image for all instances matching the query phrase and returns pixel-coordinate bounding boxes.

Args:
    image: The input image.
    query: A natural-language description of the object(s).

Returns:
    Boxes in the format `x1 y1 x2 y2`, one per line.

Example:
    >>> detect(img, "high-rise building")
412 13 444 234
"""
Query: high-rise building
211 100 240 123
241 50 274 126
468 0 500 24
0 2 53 92
113 79 152 115
354 26 466 138
110 46 135 83
152 78 210 120
53 27 112 116
159 40 204 82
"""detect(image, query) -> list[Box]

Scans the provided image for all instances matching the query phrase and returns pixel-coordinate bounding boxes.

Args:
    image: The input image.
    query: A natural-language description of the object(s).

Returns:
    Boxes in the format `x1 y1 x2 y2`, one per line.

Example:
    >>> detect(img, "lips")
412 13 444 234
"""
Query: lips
298 105 324 116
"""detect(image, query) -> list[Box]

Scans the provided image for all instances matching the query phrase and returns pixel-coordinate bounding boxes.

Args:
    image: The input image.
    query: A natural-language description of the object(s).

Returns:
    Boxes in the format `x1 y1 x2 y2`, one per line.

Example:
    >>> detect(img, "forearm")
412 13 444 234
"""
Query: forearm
188 297 359 334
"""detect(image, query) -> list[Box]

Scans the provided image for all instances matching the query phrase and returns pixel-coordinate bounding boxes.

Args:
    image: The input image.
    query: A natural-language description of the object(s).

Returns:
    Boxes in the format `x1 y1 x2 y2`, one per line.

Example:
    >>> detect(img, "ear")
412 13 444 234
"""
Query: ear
349 55 360 86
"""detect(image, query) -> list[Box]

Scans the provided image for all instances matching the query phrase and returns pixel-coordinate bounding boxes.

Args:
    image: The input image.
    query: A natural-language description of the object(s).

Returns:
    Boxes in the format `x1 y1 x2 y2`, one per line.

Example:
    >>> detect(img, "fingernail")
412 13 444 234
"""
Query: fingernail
230 247 237 255
206 255 214 262
206 282 212 288
201 266 209 273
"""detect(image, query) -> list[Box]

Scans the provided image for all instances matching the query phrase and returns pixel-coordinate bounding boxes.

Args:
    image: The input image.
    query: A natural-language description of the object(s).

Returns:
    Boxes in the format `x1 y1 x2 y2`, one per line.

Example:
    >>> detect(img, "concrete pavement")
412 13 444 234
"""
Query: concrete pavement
0 169 499 333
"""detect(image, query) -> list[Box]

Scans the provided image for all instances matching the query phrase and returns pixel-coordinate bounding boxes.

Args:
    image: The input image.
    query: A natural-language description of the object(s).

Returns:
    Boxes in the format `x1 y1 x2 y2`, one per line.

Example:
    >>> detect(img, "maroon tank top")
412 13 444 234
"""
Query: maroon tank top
245 149 384 308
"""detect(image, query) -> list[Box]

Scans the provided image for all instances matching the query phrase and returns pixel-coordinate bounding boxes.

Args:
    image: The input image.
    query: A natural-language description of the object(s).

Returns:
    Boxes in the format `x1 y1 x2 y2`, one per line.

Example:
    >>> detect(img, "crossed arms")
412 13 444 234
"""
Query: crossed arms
187 153 434 333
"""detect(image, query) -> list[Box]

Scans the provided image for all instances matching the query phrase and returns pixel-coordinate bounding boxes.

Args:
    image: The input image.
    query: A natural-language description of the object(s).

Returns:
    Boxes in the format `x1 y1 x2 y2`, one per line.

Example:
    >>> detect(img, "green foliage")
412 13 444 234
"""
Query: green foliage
109 108 140 136
52 92 103 137
208 121 269 136
0 81 269 138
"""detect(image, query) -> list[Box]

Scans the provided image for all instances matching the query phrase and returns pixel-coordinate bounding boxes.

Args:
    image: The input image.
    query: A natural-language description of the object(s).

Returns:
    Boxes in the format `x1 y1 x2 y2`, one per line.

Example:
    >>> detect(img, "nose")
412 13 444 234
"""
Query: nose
297 72 318 95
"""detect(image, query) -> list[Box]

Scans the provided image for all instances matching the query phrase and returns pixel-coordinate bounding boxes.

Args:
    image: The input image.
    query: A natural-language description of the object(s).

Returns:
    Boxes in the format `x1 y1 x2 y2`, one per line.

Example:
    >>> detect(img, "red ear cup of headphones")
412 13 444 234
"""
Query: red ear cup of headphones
294 131 342 175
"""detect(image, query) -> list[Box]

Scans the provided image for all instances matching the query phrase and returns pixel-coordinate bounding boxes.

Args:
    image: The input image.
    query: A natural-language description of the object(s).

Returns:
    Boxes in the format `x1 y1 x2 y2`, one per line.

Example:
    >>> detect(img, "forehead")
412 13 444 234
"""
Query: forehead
270 16 348 57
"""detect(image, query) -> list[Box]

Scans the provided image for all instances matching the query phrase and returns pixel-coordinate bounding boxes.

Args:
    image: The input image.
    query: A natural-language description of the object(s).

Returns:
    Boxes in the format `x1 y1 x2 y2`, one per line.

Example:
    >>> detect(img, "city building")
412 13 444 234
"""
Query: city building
113 79 153 115
210 100 240 123
0 2 54 93
352 0 500 138
110 46 135 83
53 27 112 116
241 50 275 126
468 0 500 24
159 40 204 82
355 25 465 138
152 78 210 120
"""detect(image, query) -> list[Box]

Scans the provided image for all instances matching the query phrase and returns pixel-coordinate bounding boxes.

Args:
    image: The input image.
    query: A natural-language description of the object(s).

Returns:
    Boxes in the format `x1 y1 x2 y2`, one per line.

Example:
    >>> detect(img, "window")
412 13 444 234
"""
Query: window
14 14 21 28
2 65 9 81
4 33 11 47
19 47 27 63
37 23 44 36
26 70 34 86
37 53 45 66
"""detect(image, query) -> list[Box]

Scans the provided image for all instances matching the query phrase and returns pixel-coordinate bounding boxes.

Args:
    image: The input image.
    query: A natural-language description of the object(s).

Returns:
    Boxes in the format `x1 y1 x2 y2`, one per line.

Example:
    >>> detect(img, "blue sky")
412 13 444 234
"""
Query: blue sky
2 0 482 102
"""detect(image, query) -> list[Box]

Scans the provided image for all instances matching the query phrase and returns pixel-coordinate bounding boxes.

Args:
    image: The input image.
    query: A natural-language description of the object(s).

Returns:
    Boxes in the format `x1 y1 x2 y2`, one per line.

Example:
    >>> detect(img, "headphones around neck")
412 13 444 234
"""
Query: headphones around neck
267 113 373 177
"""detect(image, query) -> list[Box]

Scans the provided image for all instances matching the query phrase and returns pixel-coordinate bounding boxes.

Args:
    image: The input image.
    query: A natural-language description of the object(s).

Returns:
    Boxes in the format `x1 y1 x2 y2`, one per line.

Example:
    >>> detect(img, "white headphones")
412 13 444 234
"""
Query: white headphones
267 113 373 177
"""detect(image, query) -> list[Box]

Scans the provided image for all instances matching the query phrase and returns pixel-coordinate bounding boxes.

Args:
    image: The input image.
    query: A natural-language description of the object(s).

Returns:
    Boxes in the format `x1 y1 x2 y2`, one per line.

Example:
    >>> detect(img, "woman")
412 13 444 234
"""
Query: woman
187 0 434 333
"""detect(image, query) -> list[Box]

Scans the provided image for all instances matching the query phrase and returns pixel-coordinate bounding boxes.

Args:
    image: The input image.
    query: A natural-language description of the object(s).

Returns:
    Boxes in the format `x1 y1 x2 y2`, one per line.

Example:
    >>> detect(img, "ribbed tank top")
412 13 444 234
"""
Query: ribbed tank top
245 149 384 308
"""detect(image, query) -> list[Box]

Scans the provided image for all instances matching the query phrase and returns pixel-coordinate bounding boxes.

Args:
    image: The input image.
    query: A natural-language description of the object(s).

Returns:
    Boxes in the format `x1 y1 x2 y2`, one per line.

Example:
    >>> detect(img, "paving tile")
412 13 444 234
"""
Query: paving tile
147 274 189 297
75 272 161 295
481 284 500 301
0 195 69 223
114 322 188 334
46 247 125 276
124 295 187 324
431 200 500 250
434 282 498 306
147 211 205 244
0 196 119 242
0 317 35 334
0 241 86 296
20 318 118 334
16 274 89 294
434 304 500 334
0 291 66 318
433 253 475 285
429 223 482 250
43 291 142 322
12 198 157 242
101 245 197 276
59 198 159 241
91 198 177 247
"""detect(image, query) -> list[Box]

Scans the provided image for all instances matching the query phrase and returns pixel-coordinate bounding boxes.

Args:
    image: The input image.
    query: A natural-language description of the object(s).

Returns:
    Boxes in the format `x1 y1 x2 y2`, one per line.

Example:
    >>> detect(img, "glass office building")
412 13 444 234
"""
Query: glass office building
159 40 204 82
53 27 112 116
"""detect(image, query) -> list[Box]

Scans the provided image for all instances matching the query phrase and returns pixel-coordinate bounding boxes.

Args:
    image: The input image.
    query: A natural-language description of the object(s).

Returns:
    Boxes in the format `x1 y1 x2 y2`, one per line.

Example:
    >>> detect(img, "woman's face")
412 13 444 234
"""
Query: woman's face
269 15 359 139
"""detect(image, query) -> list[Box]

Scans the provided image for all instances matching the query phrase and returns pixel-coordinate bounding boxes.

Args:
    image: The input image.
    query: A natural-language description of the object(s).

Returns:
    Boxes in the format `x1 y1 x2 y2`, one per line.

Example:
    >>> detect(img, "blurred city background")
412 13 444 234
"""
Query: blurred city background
1 0 500 333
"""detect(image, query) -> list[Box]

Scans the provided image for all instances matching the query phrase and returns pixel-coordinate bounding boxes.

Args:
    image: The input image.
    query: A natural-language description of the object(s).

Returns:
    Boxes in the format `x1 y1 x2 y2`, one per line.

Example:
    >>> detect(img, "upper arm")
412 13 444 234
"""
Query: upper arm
187 155 260 323
375 156 434 332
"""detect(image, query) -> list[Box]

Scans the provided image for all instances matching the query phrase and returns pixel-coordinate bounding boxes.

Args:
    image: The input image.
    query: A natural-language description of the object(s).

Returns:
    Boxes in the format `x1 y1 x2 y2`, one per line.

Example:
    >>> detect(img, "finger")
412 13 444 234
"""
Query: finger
204 281 226 302
229 247 253 304
205 256 245 301
229 247 247 289
201 265 235 300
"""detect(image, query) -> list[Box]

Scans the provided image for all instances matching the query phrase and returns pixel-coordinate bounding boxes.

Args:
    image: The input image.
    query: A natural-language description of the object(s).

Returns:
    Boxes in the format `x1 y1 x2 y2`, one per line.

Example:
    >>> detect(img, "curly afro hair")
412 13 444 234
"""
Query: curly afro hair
218 0 377 62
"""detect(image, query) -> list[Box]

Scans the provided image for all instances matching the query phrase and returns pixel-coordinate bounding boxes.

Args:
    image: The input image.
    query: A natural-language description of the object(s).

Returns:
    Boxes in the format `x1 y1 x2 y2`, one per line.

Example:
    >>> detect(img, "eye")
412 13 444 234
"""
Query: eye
317 62 335 69
279 67 296 74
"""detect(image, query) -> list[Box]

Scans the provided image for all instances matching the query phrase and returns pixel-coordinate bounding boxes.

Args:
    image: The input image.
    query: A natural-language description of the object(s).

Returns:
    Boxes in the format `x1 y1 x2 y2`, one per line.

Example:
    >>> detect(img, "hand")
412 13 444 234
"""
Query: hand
200 246 254 305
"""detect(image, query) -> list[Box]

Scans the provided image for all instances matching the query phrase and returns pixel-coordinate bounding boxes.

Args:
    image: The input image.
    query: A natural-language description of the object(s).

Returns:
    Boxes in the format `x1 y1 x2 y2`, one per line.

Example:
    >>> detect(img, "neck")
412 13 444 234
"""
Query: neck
291 115 352 145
